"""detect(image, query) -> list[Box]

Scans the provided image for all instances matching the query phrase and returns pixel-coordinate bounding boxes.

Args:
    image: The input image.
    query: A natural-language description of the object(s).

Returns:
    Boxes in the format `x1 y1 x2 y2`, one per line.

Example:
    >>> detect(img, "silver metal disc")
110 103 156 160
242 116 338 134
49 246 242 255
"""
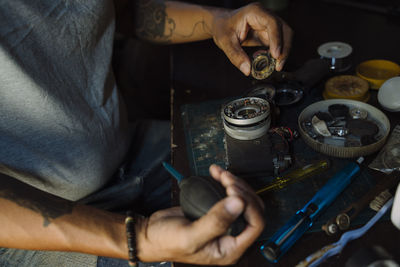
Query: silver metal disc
317 42 352 59
223 97 270 125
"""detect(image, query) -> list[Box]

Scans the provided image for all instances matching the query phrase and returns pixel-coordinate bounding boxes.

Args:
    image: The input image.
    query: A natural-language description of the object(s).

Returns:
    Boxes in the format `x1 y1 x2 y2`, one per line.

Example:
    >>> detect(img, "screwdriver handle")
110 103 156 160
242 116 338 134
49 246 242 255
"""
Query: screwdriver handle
261 158 363 263
256 160 330 195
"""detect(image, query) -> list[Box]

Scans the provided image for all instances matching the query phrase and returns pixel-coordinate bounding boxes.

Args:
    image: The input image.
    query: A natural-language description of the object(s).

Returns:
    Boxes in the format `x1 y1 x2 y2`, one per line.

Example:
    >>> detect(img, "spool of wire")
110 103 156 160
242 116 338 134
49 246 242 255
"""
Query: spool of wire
222 97 271 140
318 42 353 72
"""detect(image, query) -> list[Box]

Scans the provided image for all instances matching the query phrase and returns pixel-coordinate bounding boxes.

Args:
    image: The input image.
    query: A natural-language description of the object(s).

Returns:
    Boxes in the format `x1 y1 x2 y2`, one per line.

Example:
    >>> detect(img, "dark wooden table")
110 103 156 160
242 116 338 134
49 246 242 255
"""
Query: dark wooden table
170 0 400 266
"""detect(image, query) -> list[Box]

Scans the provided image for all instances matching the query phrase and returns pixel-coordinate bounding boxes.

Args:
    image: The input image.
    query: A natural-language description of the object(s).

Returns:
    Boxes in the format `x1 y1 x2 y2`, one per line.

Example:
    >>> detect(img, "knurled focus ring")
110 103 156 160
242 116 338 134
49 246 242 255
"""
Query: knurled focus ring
251 51 276 80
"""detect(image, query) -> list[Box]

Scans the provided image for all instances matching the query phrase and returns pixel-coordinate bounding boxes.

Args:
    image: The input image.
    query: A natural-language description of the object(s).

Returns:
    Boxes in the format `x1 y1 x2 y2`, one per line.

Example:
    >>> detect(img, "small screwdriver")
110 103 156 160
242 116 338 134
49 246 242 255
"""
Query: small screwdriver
256 160 330 195
162 162 246 235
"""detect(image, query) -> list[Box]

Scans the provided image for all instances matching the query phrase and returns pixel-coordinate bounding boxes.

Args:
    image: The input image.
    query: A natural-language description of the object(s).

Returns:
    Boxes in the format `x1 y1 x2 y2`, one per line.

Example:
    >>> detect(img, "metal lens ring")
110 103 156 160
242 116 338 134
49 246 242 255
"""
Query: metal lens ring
251 50 276 80
222 97 271 140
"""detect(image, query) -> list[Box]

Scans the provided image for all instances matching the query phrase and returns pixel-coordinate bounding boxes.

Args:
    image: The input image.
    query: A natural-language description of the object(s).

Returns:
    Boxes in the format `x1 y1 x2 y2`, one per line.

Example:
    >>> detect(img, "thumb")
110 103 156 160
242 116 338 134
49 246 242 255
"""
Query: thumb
217 37 251 76
189 196 244 245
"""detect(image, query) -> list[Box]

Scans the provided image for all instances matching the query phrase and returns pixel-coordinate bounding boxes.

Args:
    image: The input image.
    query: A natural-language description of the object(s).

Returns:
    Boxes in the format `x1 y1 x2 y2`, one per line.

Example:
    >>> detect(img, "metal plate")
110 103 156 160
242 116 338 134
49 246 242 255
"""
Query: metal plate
298 99 390 158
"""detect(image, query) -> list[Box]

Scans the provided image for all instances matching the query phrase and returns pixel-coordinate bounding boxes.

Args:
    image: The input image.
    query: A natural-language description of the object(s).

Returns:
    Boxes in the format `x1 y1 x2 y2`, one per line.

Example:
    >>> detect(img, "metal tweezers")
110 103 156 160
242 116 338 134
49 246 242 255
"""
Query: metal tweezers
296 197 394 267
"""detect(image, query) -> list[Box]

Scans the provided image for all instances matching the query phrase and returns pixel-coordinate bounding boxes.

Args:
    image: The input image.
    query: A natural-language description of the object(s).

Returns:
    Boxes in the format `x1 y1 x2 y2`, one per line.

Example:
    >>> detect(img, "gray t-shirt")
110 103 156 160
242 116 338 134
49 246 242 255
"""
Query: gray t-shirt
0 0 131 201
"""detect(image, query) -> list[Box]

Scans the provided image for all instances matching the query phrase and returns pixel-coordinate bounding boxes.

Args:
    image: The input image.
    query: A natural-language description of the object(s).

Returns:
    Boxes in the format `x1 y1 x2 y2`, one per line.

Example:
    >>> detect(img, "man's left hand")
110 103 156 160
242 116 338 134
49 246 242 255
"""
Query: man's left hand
211 3 293 75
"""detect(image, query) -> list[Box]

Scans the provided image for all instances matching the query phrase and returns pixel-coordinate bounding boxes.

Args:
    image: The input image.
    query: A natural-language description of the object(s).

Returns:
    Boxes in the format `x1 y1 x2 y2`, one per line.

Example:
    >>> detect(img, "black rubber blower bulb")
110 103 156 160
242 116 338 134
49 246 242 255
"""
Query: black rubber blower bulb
179 175 247 236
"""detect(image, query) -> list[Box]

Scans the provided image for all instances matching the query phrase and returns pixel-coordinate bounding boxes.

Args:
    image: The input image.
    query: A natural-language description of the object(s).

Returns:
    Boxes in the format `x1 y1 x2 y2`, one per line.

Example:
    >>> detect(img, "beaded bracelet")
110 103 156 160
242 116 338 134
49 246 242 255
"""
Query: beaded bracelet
125 212 139 267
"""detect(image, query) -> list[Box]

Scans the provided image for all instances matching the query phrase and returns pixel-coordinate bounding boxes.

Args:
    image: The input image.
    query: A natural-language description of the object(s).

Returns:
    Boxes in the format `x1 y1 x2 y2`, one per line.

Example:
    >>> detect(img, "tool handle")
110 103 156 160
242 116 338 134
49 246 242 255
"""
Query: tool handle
261 211 313 262
256 160 330 195
261 159 362 263
304 161 360 221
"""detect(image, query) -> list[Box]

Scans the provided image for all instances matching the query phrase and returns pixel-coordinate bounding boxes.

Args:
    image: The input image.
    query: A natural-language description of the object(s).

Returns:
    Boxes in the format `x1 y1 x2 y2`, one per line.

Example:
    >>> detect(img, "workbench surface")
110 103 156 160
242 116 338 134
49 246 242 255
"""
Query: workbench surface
170 0 400 266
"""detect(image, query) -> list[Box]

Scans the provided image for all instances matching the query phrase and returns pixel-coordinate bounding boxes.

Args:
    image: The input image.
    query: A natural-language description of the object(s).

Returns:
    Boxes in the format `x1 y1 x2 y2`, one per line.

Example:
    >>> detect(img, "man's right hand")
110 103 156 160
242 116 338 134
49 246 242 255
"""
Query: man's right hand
136 164 265 265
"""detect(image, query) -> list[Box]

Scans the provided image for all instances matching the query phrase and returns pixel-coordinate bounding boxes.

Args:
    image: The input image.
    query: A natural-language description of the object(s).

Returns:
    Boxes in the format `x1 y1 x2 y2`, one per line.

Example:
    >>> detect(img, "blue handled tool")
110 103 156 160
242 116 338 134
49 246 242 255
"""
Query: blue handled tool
260 157 364 263
162 162 184 182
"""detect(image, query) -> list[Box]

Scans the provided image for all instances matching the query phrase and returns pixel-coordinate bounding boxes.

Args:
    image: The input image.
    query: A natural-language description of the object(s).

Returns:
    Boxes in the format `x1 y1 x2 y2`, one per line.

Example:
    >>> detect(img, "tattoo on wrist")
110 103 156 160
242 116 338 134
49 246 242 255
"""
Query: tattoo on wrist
133 0 175 43
0 179 74 227
175 20 212 39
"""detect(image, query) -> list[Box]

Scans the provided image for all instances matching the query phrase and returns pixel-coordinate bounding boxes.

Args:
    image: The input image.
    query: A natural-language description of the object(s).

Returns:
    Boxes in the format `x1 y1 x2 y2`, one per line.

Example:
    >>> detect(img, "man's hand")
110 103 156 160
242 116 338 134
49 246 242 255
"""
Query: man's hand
211 3 293 75
120 1 292 75
136 164 265 265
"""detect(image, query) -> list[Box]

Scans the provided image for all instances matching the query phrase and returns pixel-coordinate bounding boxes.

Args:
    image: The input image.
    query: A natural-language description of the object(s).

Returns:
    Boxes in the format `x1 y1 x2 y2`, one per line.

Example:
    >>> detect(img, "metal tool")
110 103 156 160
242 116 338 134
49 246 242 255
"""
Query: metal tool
162 162 246 235
256 160 330 195
260 157 364 263
322 174 399 235
297 197 394 267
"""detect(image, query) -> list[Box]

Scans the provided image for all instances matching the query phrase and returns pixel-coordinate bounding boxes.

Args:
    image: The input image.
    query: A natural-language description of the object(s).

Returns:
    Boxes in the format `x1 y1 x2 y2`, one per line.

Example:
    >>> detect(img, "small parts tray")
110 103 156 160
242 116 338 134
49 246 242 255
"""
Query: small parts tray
298 99 390 158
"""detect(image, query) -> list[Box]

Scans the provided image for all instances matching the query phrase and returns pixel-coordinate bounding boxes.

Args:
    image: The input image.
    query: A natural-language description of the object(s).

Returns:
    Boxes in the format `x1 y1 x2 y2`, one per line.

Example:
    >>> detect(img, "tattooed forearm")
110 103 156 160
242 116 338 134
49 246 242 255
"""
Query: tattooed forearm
0 177 74 227
174 20 211 39
133 0 175 43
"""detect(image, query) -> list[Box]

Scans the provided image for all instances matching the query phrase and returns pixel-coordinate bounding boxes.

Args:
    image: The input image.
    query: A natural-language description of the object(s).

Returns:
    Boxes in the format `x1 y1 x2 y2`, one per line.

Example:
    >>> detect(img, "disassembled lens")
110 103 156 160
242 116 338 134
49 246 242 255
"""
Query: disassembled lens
251 50 276 80
222 97 271 140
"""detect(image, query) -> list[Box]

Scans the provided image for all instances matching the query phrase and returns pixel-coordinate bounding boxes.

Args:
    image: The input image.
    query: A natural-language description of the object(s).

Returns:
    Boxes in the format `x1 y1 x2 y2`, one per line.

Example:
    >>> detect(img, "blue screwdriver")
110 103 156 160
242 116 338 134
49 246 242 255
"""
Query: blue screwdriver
260 157 364 263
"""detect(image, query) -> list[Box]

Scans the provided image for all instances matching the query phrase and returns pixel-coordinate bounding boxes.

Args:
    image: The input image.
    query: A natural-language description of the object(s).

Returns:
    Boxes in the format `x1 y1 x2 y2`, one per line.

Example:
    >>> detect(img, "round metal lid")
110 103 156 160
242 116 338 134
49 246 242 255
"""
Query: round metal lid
318 42 353 59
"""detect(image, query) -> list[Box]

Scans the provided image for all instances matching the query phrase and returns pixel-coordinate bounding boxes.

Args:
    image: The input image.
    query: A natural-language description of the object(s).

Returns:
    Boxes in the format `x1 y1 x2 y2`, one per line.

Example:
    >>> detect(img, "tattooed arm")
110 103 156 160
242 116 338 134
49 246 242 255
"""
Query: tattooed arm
115 0 293 75
132 0 214 44
0 173 127 258
0 165 264 265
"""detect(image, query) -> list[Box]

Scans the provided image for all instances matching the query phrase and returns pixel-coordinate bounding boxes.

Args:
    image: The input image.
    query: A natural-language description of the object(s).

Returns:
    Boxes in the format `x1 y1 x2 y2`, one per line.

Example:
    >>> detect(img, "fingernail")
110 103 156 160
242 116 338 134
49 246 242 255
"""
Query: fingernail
225 197 243 216
274 46 281 58
276 59 286 71
239 62 250 76
210 164 222 172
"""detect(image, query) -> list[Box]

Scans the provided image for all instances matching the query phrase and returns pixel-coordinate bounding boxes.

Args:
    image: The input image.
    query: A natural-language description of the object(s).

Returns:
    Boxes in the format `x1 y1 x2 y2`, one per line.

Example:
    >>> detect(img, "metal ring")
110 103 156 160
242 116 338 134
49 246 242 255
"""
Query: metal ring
251 50 276 80
223 97 270 125
222 97 271 140
223 116 271 140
